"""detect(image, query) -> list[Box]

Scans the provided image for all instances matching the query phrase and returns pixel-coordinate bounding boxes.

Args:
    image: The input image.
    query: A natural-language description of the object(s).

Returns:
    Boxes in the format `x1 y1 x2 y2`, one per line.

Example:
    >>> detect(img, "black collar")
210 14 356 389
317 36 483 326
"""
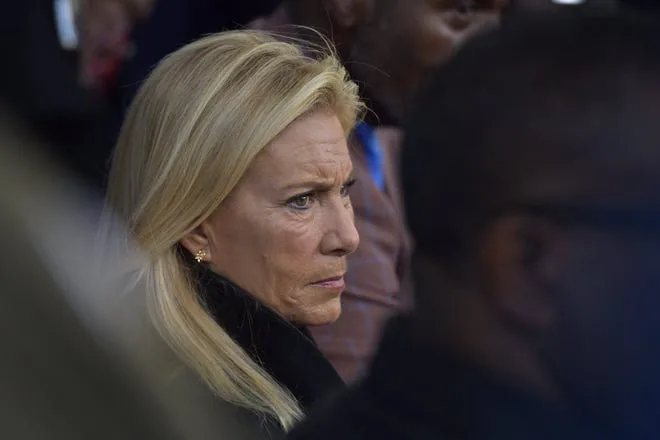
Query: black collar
196 269 344 412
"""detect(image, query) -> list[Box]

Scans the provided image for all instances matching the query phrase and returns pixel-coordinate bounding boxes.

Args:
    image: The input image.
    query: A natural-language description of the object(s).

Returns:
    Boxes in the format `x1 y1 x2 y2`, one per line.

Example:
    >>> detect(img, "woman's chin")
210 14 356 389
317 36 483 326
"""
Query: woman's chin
299 297 342 327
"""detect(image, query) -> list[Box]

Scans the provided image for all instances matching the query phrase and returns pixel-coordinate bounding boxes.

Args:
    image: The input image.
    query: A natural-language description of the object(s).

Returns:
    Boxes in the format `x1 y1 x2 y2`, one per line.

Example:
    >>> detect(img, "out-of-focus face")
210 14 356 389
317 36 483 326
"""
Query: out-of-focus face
547 221 660 436
483 131 660 436
349 0 508 122
198 112 359 326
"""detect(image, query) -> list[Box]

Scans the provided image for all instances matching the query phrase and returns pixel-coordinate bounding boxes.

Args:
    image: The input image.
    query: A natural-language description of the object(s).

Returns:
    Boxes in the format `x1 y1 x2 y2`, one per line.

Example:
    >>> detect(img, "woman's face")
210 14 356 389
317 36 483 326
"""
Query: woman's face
185 112 359 326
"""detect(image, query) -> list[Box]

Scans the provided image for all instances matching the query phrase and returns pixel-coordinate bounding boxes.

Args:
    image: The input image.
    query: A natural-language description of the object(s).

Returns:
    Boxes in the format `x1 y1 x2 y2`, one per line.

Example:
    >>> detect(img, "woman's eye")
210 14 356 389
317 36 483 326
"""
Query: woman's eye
287 193 314 210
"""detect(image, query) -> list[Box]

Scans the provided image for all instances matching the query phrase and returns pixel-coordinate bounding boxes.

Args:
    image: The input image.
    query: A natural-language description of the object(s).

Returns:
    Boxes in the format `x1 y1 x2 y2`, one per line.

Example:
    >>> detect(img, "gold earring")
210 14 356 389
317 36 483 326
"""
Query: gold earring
194 249 207 263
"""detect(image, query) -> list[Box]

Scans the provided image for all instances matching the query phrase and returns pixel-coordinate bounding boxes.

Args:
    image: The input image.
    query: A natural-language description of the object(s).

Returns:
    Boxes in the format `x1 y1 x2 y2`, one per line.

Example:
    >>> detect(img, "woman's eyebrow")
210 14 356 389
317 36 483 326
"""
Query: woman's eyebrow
281 172 355 193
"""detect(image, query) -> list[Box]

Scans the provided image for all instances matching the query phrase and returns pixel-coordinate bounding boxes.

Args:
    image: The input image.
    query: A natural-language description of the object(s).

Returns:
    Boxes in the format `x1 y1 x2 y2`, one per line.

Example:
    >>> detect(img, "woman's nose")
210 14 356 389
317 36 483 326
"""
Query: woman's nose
321 201 360 257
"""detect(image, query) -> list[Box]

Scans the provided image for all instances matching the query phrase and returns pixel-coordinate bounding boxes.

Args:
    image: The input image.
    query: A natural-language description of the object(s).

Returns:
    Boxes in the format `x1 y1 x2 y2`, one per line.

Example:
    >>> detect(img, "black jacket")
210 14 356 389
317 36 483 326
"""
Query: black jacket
194 268 344 438
288 317 617 440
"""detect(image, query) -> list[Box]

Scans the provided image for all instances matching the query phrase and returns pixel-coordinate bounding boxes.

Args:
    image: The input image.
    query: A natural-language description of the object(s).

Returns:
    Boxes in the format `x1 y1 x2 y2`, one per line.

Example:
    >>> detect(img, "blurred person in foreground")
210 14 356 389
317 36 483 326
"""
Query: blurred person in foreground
102 30 362 437
289 10 660 440
0 103 247 440
252 0 509 382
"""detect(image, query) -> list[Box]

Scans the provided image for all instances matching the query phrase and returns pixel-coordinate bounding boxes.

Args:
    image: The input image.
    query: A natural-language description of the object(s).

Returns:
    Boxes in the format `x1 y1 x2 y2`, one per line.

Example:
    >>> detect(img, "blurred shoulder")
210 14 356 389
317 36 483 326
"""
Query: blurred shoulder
165 369 286 440
287 385 391 440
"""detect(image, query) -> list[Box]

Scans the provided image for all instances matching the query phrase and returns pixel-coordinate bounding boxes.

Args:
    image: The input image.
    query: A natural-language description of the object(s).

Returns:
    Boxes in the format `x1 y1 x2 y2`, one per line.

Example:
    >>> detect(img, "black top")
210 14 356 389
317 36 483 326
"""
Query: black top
196 268 345 412
289 317 618 440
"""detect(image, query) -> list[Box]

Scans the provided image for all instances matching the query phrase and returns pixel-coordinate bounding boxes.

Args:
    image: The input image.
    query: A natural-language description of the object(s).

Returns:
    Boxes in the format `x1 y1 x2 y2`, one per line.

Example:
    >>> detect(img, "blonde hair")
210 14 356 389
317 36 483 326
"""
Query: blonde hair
104 30 363 429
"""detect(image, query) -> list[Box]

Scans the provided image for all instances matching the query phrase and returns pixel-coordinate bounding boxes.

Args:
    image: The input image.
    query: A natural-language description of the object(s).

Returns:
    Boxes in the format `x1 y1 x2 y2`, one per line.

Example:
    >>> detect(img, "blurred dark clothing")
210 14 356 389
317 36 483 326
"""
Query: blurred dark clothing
198 269 345 414
289 317 615 440
251 6 413 383
1 0 100 120
619 0 658 9
115 0 281 110
0 0 114 190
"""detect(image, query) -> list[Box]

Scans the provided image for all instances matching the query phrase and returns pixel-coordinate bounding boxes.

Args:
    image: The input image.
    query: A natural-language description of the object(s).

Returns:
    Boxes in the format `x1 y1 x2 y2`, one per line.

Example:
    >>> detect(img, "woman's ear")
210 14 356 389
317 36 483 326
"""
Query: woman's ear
179 225 211 263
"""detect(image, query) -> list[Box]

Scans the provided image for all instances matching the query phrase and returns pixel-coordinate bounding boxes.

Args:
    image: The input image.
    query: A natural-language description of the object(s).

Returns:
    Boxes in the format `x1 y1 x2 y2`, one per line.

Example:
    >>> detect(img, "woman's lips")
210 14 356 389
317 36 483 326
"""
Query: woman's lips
310 276 345 289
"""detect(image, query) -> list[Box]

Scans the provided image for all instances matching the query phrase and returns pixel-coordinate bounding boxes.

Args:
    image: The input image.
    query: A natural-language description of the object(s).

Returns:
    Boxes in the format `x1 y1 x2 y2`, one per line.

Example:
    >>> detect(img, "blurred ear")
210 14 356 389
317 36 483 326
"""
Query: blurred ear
477 215 565 333
324 0 371 28
178 224 211 262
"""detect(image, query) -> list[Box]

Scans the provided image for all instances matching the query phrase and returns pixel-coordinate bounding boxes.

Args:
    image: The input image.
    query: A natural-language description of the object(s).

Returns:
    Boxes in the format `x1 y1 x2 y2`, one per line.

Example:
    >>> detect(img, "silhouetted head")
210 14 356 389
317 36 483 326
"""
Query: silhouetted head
403 11 660 437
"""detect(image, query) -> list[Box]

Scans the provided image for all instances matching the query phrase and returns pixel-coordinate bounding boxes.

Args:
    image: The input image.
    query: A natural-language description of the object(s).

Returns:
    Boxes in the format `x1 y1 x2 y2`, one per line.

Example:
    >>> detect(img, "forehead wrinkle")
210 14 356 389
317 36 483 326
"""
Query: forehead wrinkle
245 112 350 188
288 157 352 194
259 130 346 165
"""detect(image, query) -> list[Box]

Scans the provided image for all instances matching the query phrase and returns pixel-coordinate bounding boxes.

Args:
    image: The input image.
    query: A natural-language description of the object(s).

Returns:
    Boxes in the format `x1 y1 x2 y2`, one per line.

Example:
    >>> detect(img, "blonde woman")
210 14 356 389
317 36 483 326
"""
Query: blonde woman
103 30 362 438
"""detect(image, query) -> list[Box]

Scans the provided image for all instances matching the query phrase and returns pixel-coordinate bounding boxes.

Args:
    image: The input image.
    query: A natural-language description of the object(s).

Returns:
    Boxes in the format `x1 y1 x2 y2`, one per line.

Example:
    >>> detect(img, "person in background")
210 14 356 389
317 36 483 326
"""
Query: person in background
103 31 361 438
77 0 280 95
251 0 508 381
77 0 155 90
72 0 280 189
289 9 660 440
